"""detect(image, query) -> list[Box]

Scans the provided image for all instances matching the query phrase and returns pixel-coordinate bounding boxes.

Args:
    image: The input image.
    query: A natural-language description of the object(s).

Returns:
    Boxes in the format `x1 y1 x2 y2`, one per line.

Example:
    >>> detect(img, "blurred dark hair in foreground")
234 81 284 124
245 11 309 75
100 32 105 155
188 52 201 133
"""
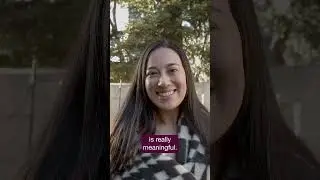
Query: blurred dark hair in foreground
17 0 109 179
212 0 320 179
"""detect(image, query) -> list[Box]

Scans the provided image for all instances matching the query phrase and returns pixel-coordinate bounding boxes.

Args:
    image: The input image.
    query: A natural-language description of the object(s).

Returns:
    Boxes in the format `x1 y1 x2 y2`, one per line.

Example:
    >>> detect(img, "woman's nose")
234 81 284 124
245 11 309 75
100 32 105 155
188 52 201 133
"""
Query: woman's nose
157 74 170 87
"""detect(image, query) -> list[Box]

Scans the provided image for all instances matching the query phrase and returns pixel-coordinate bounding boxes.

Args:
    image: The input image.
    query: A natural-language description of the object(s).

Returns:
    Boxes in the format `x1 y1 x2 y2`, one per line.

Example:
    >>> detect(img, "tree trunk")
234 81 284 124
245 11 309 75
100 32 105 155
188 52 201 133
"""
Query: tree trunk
162 3 183 46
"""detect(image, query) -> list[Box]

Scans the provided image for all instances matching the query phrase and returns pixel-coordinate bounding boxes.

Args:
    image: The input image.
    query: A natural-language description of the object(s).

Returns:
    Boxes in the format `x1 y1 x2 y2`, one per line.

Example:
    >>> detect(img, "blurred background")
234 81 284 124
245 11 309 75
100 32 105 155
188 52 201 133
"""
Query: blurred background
0 0 319 179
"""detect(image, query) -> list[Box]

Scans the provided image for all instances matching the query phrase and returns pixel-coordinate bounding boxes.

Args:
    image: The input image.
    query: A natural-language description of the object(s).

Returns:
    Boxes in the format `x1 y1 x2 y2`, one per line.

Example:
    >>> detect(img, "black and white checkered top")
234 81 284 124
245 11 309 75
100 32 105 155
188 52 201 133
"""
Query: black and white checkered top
112 118 210 180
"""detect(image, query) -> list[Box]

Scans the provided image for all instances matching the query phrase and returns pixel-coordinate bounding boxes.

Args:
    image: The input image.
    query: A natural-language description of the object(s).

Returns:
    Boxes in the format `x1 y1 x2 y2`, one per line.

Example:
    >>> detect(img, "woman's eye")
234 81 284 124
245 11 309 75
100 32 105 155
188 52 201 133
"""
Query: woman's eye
169 69 178 73
147 72 157 76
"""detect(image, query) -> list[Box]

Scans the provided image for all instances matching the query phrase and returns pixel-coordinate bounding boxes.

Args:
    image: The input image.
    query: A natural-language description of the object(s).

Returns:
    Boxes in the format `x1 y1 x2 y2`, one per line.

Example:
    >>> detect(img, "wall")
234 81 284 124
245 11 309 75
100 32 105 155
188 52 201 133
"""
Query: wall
1 66 320 179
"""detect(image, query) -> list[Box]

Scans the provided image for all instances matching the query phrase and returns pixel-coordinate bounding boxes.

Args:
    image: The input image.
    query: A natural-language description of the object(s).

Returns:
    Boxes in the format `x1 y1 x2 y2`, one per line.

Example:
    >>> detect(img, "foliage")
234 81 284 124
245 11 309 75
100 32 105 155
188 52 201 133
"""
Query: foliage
110 0 210 82
0 0 90 67
1 0 319 72
254 0 320 66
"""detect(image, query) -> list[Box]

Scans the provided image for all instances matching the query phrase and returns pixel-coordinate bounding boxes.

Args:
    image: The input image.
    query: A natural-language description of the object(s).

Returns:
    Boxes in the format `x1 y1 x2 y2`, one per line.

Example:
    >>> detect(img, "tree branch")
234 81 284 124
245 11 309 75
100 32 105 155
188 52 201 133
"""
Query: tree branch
112 0 118 35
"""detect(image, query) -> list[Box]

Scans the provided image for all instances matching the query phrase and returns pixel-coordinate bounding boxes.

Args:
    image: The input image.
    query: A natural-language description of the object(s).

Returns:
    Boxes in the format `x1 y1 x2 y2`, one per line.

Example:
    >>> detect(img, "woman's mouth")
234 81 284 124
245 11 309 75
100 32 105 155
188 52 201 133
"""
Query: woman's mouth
156 89 177 97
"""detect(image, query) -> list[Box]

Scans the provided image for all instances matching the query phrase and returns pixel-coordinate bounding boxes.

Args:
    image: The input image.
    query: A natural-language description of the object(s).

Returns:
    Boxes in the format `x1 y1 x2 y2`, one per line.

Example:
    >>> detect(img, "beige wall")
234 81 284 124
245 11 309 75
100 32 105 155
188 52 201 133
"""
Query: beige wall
2 67 320 180
110 82 210 127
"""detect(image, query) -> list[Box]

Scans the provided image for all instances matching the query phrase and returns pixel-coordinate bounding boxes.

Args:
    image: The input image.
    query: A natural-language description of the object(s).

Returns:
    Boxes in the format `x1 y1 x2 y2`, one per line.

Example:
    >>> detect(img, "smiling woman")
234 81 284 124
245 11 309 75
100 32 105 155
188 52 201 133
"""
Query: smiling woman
110 40 210 180
145 47 187 121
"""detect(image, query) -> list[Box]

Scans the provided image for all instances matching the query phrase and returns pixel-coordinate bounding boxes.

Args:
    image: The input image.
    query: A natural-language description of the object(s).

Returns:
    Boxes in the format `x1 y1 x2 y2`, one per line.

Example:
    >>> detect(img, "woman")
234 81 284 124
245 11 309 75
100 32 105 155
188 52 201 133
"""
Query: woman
212 0 320 179
110 40 210 180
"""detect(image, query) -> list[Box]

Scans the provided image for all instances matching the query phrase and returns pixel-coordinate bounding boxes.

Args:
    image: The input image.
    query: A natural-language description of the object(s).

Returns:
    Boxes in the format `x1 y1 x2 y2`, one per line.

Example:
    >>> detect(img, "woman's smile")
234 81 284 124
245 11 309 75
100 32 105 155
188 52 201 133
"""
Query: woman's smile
156 89 177 98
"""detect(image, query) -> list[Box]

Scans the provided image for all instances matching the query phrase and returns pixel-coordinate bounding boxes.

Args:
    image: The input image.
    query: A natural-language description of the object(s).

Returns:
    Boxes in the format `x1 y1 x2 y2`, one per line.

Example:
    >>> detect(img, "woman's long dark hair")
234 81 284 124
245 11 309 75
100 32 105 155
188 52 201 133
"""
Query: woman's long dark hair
19 0 109 179
213 0 320 179
110 40 210 175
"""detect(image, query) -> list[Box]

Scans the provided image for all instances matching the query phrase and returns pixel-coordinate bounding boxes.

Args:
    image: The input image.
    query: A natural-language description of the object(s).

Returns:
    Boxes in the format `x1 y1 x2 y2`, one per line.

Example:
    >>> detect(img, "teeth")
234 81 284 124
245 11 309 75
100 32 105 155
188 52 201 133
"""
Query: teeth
158 90 174 97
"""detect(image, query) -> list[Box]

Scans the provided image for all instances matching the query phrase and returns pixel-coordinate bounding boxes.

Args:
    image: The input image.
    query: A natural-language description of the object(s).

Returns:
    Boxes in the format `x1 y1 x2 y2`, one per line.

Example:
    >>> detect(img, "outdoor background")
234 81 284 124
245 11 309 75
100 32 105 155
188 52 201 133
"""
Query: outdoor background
109 0 210 128
0 0 320 179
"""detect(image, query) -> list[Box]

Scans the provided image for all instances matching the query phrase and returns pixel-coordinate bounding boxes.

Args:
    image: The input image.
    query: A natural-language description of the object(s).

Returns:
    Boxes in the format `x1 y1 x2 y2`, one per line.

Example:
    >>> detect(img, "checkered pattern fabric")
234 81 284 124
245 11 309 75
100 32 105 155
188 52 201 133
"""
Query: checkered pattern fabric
112 119 210 180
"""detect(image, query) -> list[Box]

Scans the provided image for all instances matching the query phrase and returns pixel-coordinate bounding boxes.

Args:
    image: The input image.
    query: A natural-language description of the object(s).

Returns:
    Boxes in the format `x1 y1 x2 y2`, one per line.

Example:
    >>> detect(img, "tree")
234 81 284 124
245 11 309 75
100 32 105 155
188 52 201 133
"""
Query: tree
0 0 90 67
110 0 210 83
254 0 320 66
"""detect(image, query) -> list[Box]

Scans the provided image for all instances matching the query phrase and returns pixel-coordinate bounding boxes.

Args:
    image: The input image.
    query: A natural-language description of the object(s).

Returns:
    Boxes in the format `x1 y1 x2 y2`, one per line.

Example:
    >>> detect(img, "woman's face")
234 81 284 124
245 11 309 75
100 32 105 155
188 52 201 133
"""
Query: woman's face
145 47 187 111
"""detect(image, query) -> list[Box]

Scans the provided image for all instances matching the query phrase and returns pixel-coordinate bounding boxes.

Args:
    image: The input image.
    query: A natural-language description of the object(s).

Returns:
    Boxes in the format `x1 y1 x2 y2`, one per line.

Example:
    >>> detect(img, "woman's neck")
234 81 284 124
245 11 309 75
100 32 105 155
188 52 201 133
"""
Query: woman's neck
155 108 180 134
156 108 180 124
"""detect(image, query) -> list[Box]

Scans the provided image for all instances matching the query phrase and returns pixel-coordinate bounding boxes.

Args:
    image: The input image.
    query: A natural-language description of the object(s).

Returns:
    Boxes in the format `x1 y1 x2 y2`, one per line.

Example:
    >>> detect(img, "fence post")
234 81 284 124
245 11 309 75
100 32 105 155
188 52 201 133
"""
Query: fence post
201 93 205 105
28 58 37 153
293 101 302 136
118 80 122 111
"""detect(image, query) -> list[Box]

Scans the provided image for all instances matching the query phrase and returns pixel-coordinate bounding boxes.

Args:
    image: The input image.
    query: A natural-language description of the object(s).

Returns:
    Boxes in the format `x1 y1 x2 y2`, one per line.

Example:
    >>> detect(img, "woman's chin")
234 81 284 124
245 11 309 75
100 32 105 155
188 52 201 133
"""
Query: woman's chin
155 104 179 112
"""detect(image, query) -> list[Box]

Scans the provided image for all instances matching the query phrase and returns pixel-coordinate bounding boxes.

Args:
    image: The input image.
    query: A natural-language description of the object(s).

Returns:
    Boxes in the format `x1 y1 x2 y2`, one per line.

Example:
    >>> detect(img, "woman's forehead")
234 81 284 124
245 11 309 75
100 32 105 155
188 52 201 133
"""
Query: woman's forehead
147 47 182 68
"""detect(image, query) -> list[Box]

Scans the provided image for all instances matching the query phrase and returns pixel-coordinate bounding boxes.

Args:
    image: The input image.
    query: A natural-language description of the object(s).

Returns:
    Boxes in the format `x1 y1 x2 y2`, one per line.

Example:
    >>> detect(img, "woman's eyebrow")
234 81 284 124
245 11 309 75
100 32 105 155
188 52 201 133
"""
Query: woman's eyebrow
146 66 158 70
147 63 179 70
166 63 179 67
